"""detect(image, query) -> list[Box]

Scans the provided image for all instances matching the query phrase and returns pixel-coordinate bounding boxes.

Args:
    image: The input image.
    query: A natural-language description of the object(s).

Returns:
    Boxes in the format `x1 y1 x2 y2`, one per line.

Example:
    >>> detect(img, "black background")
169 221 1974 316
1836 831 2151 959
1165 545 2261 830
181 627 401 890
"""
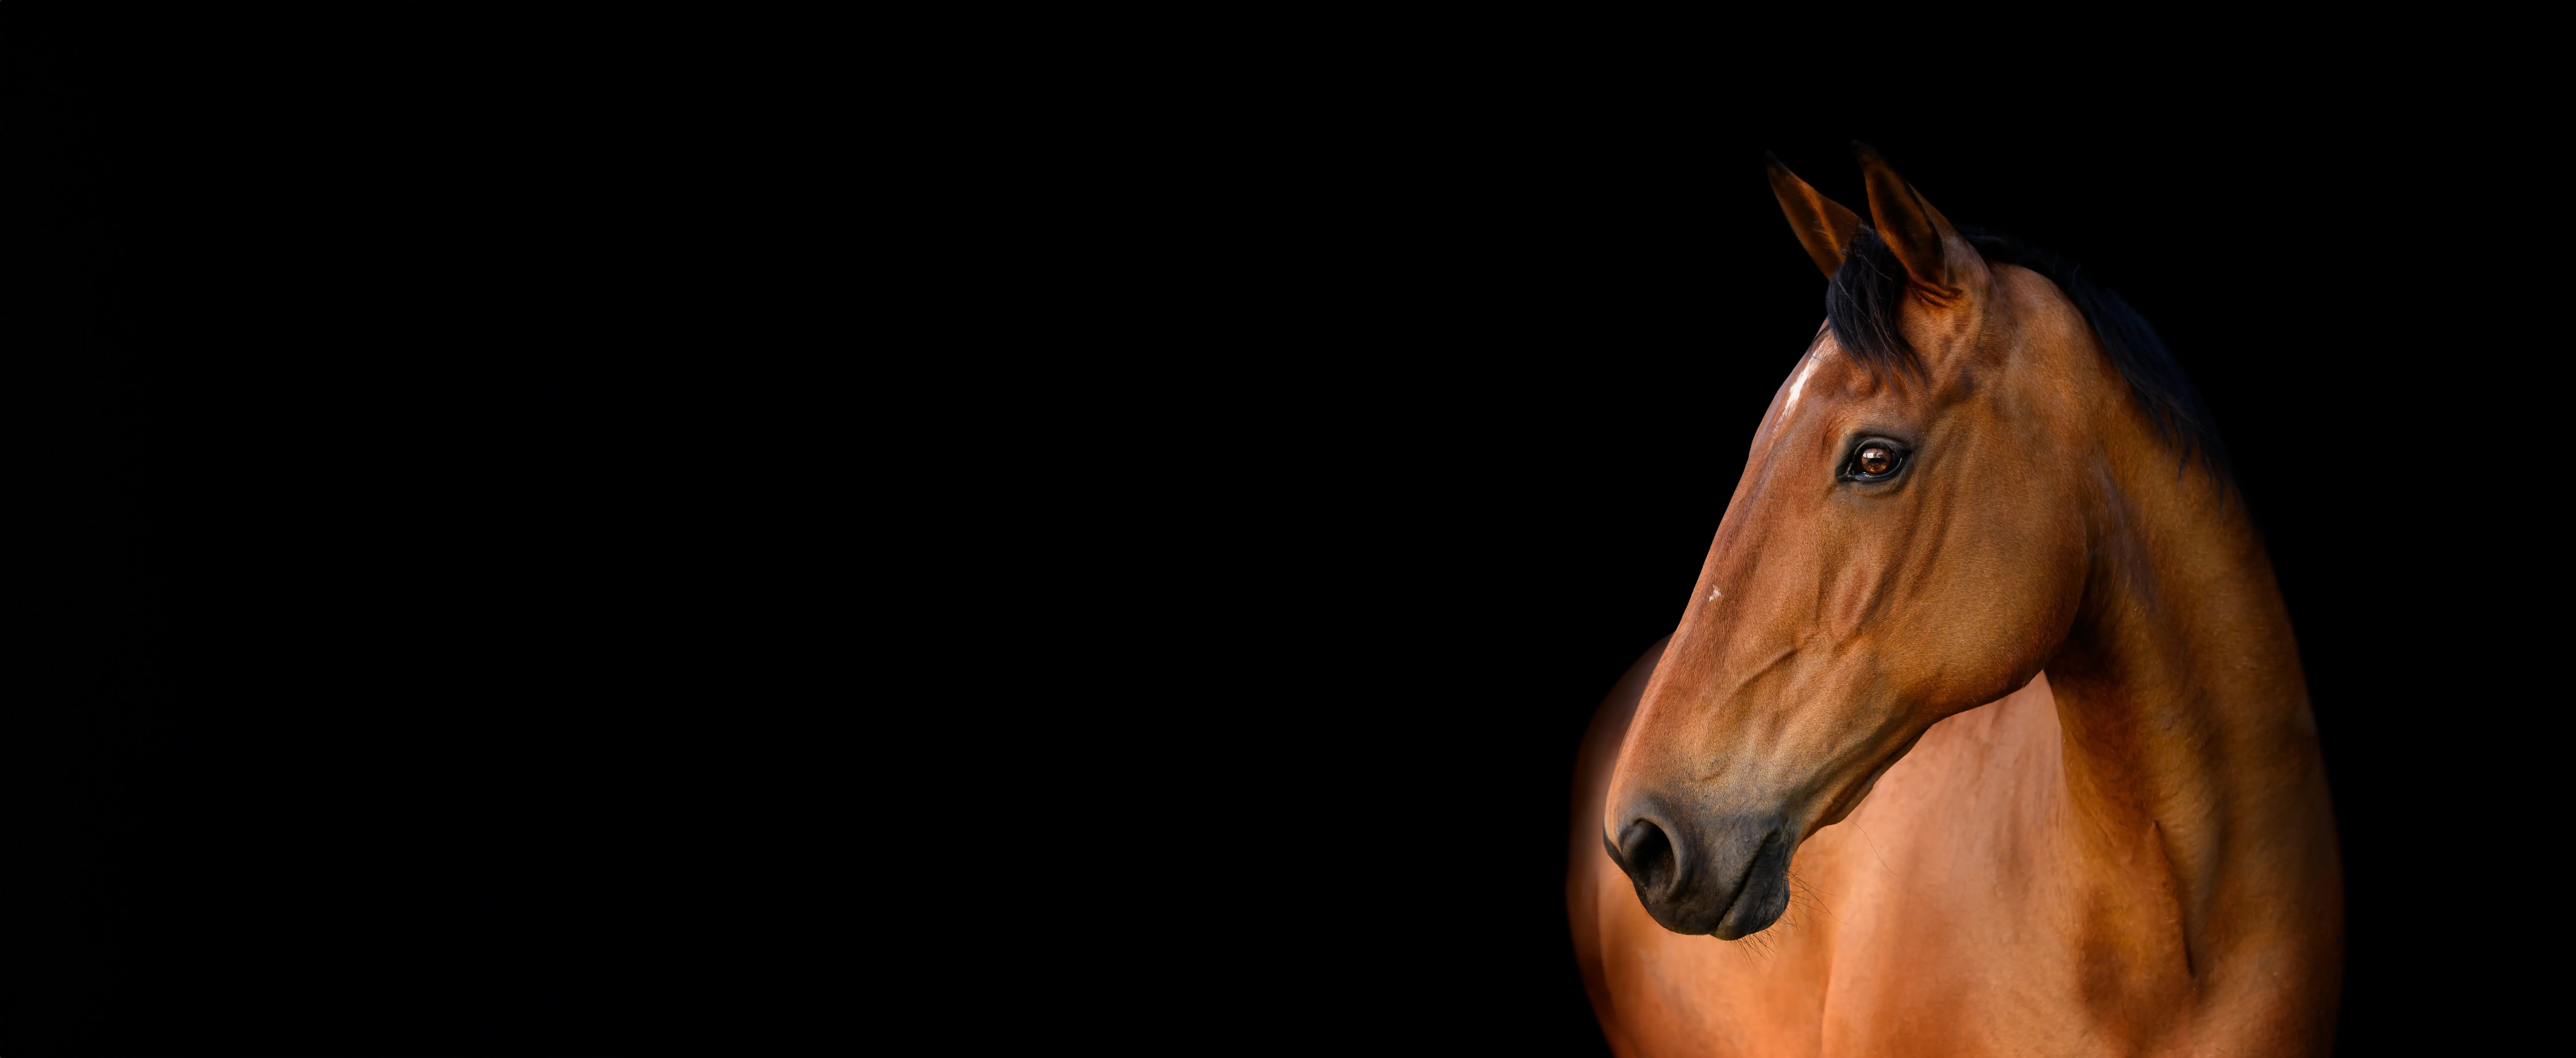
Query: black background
13 9 2542 1056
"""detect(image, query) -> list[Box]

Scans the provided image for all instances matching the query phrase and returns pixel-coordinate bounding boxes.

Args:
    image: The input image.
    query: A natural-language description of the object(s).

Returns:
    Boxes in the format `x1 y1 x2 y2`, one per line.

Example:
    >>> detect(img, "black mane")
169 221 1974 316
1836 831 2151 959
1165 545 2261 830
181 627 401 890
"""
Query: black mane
1823 226 2228 480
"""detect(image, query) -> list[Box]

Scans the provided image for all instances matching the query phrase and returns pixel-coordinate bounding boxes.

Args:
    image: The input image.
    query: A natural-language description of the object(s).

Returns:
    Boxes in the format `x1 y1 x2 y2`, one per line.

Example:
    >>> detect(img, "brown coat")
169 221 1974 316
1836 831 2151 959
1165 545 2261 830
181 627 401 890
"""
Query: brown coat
1570 150 2341 1056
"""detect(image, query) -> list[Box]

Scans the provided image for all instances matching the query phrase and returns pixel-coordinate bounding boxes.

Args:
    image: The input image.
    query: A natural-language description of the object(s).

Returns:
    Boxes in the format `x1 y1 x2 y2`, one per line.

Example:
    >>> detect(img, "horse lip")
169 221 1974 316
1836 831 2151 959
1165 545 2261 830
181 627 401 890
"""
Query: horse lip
1709 847 1759 927
1709 829 1784 939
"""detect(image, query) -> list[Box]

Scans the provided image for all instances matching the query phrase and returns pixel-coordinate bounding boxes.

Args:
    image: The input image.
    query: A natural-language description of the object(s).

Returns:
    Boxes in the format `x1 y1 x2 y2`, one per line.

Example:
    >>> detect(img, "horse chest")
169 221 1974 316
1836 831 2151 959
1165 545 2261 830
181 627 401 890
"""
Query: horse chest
1584 680 2196 1057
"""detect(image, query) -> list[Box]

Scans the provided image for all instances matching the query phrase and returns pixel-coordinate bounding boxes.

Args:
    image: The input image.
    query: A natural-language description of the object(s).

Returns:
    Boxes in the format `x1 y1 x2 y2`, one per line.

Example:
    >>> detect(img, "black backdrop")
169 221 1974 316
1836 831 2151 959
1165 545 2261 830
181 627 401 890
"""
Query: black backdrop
13 9 2544 1055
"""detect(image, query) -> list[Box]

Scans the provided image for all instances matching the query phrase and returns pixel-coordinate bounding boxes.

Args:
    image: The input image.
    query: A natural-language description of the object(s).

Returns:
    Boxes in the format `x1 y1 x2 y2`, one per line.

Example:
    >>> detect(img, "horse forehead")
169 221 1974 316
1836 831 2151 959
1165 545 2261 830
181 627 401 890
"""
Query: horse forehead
1768 336 1862 441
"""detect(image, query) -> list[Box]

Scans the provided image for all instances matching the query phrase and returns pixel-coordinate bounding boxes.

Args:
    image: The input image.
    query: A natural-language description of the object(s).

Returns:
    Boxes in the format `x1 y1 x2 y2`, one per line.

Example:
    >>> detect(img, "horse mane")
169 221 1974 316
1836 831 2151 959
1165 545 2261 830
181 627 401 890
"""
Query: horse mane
1824 226 2230 481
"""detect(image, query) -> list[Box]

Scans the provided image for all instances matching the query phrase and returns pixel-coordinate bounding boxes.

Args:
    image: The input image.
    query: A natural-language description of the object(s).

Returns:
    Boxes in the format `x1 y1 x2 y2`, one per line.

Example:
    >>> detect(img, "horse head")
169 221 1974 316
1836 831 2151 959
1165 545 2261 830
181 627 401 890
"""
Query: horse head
1602 145 2156 938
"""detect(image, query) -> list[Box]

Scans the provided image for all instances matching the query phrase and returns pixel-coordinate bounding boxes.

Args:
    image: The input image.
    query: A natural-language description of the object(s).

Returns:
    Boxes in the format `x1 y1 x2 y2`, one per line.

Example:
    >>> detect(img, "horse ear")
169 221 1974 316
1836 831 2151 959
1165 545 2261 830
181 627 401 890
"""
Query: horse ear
1765 153 1861 278
1853 142 1968 298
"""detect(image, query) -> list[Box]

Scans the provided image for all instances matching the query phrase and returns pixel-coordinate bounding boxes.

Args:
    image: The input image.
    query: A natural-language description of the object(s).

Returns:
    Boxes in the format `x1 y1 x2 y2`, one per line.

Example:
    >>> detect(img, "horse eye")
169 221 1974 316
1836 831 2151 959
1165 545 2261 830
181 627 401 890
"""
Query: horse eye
1851 444 1899 479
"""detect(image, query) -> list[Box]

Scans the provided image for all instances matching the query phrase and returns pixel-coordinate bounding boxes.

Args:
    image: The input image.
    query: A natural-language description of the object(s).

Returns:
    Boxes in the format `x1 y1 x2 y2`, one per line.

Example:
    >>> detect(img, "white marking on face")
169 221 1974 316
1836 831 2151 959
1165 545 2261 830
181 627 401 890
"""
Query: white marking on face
1793 345 1834 409
1781 346 1828 423
1710 588 1723 601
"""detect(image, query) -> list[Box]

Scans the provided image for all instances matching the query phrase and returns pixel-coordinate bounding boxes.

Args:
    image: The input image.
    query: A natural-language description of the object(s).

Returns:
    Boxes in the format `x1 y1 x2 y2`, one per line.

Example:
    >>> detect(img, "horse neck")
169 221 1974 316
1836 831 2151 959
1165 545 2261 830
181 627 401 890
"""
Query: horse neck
2039 401 2337 974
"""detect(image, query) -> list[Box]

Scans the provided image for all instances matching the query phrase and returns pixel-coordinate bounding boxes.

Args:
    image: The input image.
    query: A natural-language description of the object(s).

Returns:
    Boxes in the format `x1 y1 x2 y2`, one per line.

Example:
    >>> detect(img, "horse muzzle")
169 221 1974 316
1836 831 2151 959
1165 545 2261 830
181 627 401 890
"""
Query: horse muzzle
1603 801 1793 939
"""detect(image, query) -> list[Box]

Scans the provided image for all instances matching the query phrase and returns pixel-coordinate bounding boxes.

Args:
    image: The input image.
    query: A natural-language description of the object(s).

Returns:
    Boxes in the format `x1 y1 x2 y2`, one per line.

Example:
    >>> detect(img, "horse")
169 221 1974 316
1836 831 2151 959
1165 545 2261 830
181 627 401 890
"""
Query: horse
1567 145 2341 1056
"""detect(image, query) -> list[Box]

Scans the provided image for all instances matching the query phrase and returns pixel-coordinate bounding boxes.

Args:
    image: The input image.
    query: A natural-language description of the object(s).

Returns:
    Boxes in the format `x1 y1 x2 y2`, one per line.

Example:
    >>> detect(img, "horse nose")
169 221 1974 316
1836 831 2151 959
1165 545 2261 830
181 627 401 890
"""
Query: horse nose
1605 811 1683 901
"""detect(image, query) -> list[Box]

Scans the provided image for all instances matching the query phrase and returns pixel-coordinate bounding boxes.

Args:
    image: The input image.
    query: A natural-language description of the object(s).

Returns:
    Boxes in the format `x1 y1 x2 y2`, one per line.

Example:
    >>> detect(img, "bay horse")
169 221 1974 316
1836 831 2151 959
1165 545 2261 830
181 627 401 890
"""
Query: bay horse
1567 145 2341 1056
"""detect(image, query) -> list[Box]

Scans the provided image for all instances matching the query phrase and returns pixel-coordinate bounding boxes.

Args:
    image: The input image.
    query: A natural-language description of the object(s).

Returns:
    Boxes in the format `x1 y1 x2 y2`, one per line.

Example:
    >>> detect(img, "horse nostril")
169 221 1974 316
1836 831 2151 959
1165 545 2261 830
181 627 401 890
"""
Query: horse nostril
1616 818 1679 897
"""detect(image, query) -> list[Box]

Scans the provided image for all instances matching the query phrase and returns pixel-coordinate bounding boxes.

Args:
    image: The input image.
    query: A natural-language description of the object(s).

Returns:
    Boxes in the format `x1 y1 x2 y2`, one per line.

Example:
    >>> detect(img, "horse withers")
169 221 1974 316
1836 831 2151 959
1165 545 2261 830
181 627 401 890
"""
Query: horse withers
1568 145 2341 1056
